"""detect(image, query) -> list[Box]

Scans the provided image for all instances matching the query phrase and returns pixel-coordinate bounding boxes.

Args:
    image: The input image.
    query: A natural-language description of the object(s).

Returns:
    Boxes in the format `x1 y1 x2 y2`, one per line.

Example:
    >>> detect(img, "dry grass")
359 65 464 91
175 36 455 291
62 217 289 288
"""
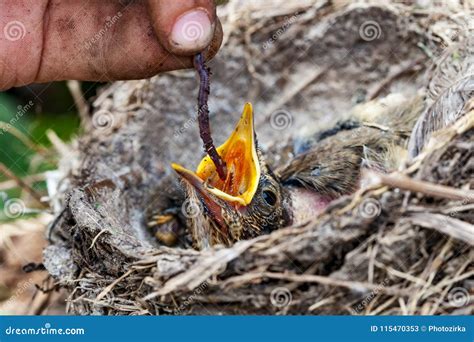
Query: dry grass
39 0 474 315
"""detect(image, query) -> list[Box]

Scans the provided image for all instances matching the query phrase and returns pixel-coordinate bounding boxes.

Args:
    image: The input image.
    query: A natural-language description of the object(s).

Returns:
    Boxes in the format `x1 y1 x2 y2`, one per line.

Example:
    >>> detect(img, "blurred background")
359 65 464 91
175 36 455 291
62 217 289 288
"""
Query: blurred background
0 81 97 314
0 82 82 207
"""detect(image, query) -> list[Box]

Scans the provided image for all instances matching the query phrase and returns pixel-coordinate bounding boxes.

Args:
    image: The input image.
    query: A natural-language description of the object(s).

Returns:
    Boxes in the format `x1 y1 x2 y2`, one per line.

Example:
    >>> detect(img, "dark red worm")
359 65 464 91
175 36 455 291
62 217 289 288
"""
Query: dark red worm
193 53 227 180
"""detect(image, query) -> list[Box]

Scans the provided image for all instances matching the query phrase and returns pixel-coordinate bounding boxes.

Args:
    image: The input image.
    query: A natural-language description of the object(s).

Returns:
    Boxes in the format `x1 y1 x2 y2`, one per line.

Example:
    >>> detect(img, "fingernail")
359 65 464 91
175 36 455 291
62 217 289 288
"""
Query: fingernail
170 9 214 52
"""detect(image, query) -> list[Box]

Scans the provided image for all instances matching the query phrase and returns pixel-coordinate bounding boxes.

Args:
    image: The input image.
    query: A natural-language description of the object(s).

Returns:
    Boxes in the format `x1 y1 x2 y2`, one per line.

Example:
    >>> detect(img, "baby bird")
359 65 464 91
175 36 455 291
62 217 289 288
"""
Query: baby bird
154 95 424 250
171 103 291 250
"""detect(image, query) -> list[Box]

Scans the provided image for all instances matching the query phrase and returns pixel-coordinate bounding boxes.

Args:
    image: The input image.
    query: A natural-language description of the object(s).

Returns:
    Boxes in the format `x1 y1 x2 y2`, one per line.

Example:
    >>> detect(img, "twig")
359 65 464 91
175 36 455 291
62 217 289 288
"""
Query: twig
369 297 398 315
367 170 474 202
0 122 47 155
67 80 91 130
223 271 410 297
193 53 227 180
361 122 389 131
0 163 46 206
89 229 109 249
96 269 134 301
27 285 53 315
144 239 259 299
0 172 46 191
402 213 473 245
46 129 72 157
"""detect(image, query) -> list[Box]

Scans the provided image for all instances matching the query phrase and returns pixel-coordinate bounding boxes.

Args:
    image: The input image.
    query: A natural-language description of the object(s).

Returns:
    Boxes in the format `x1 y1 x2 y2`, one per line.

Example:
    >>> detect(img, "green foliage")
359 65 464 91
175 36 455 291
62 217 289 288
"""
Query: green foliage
0 82 81 222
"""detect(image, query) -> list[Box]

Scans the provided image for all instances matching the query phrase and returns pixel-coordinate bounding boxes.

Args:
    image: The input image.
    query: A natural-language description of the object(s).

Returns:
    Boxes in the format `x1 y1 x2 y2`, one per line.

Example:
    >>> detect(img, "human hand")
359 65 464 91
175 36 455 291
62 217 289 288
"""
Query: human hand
0 0 223 90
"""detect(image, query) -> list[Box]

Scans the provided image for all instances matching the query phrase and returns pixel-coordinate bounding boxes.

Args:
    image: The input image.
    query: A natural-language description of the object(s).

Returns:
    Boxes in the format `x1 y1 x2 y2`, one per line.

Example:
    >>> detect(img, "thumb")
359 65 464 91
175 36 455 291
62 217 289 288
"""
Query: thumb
147 0 221 56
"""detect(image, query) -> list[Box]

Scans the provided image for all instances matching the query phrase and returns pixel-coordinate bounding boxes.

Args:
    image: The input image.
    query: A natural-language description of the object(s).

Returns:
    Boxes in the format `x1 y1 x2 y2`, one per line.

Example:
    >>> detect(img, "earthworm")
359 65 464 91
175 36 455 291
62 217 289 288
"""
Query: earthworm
193 53 227 180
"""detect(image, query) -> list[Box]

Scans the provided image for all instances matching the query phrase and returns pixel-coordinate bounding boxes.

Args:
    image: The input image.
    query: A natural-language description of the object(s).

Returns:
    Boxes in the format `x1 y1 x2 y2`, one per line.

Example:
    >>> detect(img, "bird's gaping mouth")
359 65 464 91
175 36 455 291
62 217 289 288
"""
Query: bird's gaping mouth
172 102 260 208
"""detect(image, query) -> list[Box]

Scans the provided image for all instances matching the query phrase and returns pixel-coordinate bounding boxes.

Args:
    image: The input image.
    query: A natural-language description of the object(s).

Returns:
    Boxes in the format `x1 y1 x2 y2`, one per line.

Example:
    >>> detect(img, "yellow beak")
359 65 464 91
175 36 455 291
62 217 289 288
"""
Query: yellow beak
172 103 260 207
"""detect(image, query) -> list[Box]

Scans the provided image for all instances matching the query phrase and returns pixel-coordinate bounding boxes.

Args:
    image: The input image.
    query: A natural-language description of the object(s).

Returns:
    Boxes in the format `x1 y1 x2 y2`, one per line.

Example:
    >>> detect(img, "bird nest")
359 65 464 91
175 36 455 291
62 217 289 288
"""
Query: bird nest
43 1 473 315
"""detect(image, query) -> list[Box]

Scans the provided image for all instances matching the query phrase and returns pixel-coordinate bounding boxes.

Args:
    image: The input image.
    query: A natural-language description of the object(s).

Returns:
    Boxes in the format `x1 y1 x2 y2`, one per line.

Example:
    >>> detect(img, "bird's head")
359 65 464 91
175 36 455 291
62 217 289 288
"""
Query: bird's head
172 103 291 249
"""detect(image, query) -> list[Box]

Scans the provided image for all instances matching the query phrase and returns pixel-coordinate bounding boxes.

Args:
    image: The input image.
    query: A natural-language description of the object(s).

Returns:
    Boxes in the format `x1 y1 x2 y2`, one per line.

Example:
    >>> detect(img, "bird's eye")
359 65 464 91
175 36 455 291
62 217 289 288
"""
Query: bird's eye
262 189 277 206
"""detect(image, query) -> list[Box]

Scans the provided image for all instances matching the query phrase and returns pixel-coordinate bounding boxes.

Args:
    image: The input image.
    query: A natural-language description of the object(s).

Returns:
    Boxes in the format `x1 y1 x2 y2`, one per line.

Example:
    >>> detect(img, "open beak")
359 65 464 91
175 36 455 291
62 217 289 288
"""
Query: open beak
172 102 260 208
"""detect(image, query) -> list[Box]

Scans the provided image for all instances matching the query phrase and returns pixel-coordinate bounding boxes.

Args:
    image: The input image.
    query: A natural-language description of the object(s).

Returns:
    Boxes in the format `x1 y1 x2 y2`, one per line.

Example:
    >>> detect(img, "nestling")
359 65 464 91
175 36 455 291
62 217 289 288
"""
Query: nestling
151 95 424 250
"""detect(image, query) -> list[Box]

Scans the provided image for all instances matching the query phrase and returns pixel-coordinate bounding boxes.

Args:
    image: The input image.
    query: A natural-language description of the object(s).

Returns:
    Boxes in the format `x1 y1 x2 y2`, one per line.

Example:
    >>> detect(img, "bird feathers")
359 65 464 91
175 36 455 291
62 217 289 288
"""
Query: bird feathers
279 94 425 198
